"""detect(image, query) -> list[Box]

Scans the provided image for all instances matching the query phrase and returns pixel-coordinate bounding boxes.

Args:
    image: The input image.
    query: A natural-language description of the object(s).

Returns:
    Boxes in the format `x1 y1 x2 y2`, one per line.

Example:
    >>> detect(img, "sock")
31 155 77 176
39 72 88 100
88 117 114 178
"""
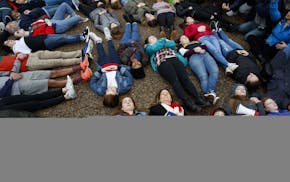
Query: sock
72 65 81 72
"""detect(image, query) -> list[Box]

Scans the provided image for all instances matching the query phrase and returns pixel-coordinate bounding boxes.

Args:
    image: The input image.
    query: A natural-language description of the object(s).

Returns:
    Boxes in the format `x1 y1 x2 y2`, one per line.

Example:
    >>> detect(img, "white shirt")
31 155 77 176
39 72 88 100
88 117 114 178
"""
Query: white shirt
106 71 117 87
13 37 32 54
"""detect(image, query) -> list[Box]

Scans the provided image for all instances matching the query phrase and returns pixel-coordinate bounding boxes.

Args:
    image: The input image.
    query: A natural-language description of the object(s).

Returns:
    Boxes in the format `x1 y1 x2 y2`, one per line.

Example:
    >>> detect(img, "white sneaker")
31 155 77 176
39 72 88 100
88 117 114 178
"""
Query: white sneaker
225 67 233 75
226 10 237 17
227 63 239 71
89 32 102 44
212 96 220 105
72 0 80 11
0 22 4 32
65 75 77 99
79 16 89 23
103 27 112 40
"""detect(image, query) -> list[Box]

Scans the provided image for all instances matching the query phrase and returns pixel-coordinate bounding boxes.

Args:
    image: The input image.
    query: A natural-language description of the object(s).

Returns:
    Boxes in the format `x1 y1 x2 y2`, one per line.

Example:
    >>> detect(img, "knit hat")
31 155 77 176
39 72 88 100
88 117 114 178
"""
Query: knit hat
230 83 247 95
131 67 145 79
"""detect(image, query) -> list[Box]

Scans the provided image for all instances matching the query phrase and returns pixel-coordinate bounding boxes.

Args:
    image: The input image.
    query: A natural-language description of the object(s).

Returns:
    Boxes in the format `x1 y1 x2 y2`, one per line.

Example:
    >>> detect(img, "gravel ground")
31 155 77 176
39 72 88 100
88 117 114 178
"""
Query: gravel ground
33 1 253 117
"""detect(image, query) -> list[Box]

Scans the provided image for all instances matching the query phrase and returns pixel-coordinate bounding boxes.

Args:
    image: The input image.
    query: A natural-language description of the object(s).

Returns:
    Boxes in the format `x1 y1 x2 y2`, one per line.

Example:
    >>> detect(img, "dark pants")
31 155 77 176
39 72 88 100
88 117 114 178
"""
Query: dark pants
157 58 199 103
157 12 175 28
79 3 95 17
0 90 65 112
96 40 122 66
247 35 279 61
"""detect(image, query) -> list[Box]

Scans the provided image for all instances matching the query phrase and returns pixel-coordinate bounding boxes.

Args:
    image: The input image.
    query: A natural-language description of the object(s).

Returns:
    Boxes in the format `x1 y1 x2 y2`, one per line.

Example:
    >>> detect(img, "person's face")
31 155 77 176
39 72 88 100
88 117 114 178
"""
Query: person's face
186 17 194 25
286 11 290 20
246 73 259 83
180 35 190 44
131 58 142 69
234 85 247 96
6 21 19 34
121 97 135 113
145 13 155 21
106 86 117 95
15 0 27 4
264 98 279 112
148 35 157 45
159 89 172 104
4 40 15 48
213 111 225 116
14 29 26 38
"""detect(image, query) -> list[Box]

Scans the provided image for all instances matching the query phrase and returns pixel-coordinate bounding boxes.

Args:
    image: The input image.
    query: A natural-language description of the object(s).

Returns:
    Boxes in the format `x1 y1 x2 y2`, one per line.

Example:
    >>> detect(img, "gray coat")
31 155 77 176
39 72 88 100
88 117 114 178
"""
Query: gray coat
89 7 120 32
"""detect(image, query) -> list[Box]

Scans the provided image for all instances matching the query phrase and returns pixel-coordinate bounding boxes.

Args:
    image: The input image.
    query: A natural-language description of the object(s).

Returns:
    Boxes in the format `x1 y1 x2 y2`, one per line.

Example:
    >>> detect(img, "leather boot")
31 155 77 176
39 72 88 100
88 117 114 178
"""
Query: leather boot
183 99 201 113
160 26 166 38
170 25 177 39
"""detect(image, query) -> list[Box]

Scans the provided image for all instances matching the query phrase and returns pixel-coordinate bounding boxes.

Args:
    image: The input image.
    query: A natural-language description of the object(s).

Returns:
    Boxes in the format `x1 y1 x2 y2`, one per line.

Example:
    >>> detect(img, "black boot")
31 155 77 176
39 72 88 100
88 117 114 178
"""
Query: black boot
183 99 201 113
195 96 211 107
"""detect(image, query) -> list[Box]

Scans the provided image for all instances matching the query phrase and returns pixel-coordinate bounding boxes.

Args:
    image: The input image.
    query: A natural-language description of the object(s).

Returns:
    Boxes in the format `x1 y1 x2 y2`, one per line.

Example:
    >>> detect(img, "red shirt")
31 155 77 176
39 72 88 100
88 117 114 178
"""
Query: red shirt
0 55 28 72
184 23 213 41
31 19 55 36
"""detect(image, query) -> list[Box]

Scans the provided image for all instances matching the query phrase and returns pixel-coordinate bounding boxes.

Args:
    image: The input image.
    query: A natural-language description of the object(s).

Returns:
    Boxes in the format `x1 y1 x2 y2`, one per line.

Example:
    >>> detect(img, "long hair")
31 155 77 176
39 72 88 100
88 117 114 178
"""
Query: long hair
112 96 137 116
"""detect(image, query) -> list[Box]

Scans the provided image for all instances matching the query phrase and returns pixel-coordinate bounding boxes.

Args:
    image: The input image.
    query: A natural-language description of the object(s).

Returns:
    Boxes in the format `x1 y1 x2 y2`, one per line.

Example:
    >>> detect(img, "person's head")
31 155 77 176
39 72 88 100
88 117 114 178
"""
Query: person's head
14 29 26 38
185 16 195 25
145 35 157 45
5 21 19 34
97 1 105 8
103 87 119 107
120 96 136 114
110 23 122 39
3 39 16 49
211 107 228 116
130 58 145 79
10 10 21 20
179 35 190 45
231 84 247 97
145 13 157 27
156 89 173 105
285 11 290 20
110 0 122 9
262 97 279 113
245 73 261 90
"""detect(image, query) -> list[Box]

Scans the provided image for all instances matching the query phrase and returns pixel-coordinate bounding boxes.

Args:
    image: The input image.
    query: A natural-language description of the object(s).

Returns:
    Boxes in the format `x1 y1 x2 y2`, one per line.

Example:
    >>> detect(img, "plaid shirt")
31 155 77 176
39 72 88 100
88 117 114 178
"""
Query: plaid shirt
118 41 148 66
154 48 176 66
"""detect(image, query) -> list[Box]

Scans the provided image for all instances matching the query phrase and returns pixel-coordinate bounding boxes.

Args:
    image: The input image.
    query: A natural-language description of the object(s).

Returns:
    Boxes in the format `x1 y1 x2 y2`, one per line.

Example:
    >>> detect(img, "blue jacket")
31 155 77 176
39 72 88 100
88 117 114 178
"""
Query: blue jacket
145 38 188 73
266 18 290 46
90 64 133 96
267 110 290 116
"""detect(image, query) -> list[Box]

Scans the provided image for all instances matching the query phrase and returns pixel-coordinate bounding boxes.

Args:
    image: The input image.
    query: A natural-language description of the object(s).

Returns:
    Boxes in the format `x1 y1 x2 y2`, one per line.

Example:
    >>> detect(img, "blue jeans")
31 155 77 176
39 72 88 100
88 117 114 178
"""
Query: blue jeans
120 22 142 44
51 2 80 33
120 0 128 5
189 53 219 94
96 40 122 66
45 0 73 6
42 5 58 18
238 20 266 40
198 35 229 68
44 34 82 50
213 30 244 56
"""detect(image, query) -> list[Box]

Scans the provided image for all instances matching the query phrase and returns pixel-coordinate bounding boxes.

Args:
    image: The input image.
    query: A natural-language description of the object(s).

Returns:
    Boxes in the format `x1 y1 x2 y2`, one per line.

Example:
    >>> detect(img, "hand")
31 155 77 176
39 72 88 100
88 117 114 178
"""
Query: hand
222 3 230 10
197 25 206 32
45 19 52 26
250 97 261 104
188 6 193 10
10 72 22 80
236 50 249 56
24 10 31 15
16 53 26 60
193 46 203 53
275 42 287 49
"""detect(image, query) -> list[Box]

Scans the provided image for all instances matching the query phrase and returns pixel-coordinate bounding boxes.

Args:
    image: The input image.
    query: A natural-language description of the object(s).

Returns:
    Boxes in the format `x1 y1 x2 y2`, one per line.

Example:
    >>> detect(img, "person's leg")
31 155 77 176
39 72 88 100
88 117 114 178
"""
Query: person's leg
96 42 109 66
120 22 131 44
45 0 73 7
78 3 95 17
218 29 244 50
165 12 175 28
44 34 83 50
157 13 167 27
52 2 76 20
199 36 229 68
244 28 266 41
131 22 142 43
188 54 209 94
203 53 219 92
42 5 59 18
238 20 258 34
54 16 82 33
34 50 82 59
107 40 122 64
49 66 79 78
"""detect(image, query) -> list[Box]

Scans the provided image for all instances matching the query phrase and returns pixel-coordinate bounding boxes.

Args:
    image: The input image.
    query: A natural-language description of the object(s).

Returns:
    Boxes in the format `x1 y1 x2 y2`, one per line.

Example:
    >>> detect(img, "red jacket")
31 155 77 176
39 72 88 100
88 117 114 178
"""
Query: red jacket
183 23 213 41
30 19 55 36
0 54 28 72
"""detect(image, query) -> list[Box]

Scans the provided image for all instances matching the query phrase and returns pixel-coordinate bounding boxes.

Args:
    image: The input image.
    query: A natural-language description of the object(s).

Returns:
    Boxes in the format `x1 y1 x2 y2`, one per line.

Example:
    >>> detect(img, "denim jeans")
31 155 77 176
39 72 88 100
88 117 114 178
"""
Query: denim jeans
51 3 80 33
189 53 219 94
198 35 229 68
44 34 83 50
121 22 142 44
238 20 266 40
213 30 244 57
42 5 58 18
45 0 73 6
96 40 122 66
